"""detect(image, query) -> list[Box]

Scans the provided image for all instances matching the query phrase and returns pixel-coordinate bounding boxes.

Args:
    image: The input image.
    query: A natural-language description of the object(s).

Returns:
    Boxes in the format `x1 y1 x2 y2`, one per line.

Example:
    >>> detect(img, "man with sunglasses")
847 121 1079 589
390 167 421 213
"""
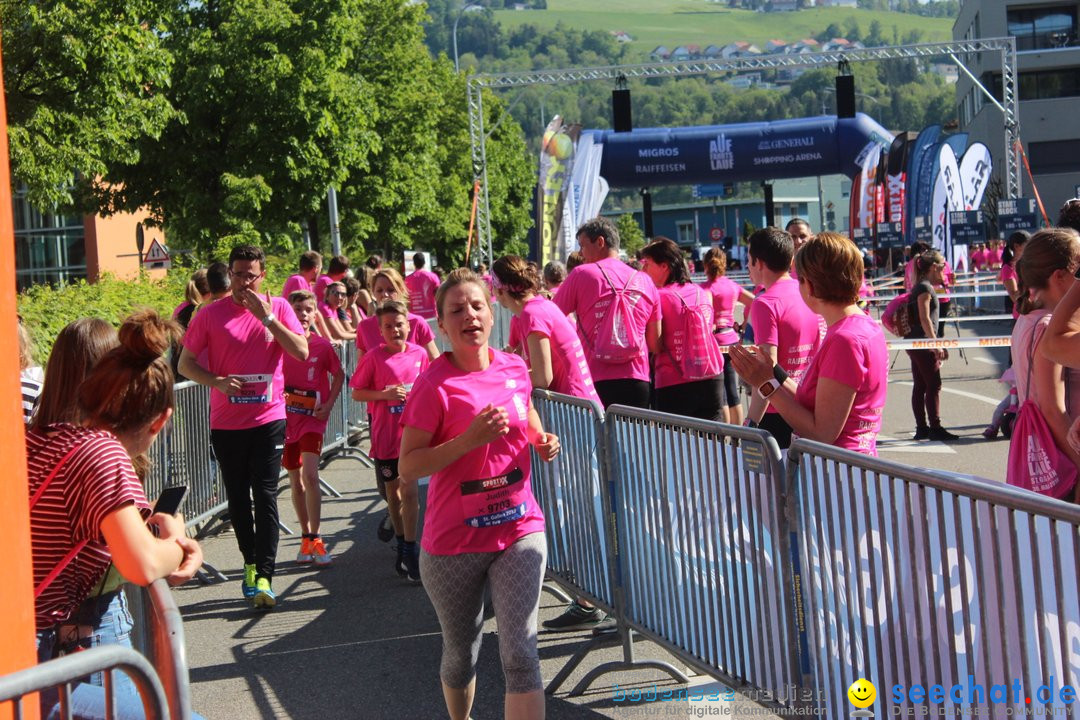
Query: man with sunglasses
179 245 309 609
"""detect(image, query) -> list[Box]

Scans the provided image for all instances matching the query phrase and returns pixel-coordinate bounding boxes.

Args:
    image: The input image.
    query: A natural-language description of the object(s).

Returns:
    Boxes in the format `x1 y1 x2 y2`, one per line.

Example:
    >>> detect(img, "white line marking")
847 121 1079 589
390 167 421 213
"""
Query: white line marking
876 435 957 454
890 381 1002 407
973 357 999 365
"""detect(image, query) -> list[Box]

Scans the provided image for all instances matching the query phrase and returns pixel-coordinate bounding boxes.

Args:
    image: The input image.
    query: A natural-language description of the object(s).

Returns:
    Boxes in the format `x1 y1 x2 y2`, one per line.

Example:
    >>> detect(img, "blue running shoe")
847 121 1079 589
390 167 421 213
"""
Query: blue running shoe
254 577 276 609
241 564 257 602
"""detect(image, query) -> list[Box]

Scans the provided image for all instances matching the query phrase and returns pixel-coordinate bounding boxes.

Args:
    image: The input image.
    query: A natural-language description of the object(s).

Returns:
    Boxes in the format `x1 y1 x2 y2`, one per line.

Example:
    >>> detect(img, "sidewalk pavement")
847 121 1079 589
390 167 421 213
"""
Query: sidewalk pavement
174 453 783 719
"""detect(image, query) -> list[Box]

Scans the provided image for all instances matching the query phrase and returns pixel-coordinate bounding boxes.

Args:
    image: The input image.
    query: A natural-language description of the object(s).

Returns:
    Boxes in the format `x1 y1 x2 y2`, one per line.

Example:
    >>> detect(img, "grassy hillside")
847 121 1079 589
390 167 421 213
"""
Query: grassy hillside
492 0 953 58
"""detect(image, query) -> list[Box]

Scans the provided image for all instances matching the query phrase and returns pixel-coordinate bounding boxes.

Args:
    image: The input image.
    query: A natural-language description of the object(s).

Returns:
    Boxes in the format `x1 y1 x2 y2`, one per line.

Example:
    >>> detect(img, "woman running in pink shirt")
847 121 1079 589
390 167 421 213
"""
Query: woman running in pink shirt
700 247 754 424
399 268 559 720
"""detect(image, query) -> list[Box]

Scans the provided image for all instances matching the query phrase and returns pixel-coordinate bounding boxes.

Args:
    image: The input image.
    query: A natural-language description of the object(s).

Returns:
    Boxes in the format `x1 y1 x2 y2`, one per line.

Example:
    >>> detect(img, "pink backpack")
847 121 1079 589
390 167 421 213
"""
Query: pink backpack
881 291 912 337
1006 324 1078 499
587 265 645 363
668 285 724 381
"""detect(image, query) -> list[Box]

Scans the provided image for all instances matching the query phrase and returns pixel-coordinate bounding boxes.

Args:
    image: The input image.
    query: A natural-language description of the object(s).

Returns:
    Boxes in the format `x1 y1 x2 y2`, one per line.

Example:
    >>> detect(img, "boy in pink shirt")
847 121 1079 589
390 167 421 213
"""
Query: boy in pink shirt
554 216 660 410
179 245 309 608
283 290 344 566
745 227 821 449
350 301 431 581
404 252 440 320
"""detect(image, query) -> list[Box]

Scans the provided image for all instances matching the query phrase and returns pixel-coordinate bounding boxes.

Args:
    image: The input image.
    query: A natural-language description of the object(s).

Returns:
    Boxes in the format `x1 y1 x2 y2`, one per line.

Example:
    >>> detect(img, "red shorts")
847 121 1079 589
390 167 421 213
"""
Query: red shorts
282 432 324 470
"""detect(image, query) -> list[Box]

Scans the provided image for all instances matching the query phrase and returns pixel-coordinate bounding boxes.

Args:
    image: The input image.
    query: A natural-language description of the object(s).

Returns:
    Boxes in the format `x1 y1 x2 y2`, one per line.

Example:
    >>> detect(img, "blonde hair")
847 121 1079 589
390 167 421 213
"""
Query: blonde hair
373 267 410 304
435 268 489 319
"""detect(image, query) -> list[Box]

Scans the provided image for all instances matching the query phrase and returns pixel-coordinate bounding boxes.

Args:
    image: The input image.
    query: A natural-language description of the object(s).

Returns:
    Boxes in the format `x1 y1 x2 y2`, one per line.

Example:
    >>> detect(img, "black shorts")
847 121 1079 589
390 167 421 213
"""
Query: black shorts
374 458 399 486
758 412 794 450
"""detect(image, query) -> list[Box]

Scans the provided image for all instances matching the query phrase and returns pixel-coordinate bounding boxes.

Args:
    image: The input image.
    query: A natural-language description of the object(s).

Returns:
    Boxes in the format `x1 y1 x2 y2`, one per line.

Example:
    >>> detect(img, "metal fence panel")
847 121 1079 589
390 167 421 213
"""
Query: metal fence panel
530 389 613 611
788 439 1080 717
605 406 799 702
146 381 224 528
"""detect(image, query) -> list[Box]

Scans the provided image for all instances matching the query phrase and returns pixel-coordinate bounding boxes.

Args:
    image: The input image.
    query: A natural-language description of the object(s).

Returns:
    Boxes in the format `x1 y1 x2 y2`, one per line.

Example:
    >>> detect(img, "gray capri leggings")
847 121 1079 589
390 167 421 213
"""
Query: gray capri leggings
419 531 547 693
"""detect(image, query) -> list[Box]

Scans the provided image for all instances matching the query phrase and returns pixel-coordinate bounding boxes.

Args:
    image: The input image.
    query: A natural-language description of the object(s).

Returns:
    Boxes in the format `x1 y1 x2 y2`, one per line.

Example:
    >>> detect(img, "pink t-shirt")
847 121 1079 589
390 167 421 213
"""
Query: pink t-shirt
938 262 954 301
350 342 430 460
314 275 334 303
971 250 986 271
700 276 744 346
553 257 660 383
405 269 440 320
402 350 545 555
282 333 342 443
507 315 524 354
992 247 1004 266
355 313 435 354
654 284 723 389
749 276 821 415
794 313 888 455
516 296 601 403
282 274 311 299
183 295 304 430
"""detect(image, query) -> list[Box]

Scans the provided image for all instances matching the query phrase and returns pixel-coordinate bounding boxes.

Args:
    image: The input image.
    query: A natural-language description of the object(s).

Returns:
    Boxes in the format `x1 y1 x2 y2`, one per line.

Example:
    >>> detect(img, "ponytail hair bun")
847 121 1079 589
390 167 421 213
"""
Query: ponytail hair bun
118 309 181 367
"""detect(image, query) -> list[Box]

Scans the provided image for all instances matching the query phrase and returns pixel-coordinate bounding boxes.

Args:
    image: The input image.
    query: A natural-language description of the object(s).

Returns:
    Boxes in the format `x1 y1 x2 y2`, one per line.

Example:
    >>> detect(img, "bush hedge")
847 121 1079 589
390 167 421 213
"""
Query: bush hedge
18 259 295 366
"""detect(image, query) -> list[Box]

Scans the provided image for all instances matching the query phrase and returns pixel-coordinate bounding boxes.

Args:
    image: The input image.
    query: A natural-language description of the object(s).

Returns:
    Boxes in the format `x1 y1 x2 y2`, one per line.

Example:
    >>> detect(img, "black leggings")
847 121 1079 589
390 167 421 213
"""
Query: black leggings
594 378 651 411
906 349 942 429
211 419 286 580
721 361 741 409
655 378 724 421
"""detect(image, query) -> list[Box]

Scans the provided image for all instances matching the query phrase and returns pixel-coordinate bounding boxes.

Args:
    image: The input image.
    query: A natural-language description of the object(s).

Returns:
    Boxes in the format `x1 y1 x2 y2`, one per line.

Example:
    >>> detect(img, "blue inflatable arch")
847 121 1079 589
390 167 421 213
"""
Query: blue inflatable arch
586 113 892 188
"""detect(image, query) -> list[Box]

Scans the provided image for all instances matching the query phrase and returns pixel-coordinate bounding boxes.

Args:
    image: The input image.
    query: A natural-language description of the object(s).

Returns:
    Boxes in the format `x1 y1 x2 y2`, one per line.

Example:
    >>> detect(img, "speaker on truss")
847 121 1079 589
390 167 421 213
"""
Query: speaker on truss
612 88 633 132
835 74 856 118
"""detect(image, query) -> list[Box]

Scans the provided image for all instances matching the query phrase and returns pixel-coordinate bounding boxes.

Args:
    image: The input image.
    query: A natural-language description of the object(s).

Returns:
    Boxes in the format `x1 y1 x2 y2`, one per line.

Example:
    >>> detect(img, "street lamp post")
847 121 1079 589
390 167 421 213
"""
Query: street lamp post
452 2 482 73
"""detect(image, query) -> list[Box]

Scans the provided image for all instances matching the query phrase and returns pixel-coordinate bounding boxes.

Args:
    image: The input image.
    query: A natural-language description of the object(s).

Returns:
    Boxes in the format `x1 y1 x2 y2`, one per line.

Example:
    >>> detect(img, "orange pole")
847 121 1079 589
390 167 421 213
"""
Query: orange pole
465 179 480 264
0 33 40 720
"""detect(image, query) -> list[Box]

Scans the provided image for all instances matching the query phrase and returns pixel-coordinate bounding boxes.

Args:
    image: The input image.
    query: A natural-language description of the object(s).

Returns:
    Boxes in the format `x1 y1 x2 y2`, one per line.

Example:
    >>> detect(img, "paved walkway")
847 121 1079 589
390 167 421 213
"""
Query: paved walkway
174 453 782 720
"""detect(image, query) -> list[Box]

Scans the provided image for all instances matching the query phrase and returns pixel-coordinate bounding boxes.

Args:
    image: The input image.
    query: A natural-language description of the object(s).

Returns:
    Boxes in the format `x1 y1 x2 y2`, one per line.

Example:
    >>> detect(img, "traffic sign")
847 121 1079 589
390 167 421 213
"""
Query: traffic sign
709 227 724 242
143 238 171 269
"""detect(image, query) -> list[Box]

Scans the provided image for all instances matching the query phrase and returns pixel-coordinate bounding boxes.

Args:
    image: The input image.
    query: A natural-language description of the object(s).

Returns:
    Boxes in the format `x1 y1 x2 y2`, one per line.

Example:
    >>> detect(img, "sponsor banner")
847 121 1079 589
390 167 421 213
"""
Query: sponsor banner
885 132 917 229
536 116 580 265
855 142 882 230
565 133 608 259
886 335 1011 350
958 142 993 210
593 115 892 187
931 143 963 256
907 125 943 244
998 197 1039 236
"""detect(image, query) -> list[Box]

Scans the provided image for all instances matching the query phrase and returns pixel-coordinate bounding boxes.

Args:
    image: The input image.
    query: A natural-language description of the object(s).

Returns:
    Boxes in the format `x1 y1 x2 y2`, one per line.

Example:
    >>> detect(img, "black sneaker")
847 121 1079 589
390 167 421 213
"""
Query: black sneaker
403 546 421 584
394 540 407 577
913 426 930 441
376 512 394 543
928 427 960 442
542 602 605 632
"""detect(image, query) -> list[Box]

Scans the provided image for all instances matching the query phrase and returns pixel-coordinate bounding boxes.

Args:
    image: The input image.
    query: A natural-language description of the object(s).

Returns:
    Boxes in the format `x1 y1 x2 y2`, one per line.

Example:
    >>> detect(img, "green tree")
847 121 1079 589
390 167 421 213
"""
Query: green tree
616 213 645 257
99 0 379 256
2 0 179 210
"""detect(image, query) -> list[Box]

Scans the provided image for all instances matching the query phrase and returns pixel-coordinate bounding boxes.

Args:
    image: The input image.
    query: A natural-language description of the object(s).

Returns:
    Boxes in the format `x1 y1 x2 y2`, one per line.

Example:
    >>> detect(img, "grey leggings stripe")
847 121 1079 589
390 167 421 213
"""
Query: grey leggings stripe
420 532 547 693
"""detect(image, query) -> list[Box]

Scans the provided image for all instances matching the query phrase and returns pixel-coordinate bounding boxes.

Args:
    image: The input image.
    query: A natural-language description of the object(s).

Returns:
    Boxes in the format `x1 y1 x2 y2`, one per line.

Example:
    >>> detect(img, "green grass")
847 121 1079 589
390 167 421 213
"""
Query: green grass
493 0 953 59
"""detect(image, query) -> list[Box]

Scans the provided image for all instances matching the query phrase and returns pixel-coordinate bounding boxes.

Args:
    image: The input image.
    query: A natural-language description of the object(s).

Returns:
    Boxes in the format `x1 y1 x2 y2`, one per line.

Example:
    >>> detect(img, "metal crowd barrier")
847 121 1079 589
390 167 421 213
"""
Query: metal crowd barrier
0 646 169 720
787 439 1080 717
129 580 194 720
530 390 613 611
605 406 800 707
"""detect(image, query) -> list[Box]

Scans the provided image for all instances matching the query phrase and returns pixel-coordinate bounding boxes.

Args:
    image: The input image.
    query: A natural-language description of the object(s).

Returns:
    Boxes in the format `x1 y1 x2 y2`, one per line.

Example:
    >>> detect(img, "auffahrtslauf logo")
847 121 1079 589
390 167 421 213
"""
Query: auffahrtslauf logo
710 133 734 171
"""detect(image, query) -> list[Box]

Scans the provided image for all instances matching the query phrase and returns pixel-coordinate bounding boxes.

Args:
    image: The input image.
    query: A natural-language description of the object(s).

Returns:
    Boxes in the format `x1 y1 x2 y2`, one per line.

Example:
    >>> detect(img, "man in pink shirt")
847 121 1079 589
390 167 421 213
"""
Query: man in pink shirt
403 252 440 320
179 245 309 609
283 250 332 340
745 227 822 449
554 216 660 410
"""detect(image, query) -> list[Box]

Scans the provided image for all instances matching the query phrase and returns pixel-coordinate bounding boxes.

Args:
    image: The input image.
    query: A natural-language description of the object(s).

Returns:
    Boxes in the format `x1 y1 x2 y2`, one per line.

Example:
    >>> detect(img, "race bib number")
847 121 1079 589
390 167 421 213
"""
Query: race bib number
229 374 274 404
460 467 529 528
386 383 413 415
284 386 318 416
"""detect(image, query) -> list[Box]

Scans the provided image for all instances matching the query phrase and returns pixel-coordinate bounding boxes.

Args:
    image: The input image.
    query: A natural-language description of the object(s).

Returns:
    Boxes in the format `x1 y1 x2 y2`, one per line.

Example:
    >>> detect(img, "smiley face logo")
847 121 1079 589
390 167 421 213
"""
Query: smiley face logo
848 679 876 709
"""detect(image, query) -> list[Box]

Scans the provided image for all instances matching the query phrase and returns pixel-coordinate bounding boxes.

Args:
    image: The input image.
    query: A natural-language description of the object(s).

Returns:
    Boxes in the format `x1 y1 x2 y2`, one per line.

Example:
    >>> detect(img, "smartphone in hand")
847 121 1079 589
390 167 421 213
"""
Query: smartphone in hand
152 485 188 516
